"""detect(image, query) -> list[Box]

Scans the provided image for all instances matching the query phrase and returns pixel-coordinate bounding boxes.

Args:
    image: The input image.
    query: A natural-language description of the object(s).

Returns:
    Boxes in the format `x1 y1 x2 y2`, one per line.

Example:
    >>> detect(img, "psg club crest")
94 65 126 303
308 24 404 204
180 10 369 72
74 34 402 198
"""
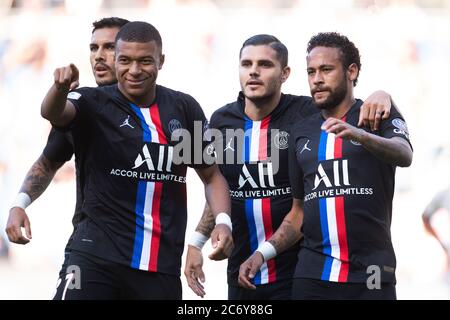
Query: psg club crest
392 118 408 133
169 119 182 134
273 131 289 150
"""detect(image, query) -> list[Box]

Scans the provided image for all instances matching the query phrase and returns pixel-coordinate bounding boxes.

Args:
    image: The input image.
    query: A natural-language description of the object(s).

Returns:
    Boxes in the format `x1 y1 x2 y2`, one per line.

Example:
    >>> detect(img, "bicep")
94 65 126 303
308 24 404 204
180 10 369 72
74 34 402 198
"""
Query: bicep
61 100 77 125
51 100 77 128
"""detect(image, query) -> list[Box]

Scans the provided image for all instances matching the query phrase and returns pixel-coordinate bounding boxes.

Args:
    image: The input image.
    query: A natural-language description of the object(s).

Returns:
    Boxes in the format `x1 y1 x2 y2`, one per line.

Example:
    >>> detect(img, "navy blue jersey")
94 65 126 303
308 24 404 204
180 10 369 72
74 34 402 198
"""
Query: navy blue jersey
289 100 412 284
209 93 316 286
66 84 210 276
43 128 74 163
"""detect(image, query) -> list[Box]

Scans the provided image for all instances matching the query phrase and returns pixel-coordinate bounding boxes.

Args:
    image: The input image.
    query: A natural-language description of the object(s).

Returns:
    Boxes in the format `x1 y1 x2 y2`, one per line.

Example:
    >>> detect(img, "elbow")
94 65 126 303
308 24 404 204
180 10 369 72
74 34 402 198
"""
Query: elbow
400 148 413 167
396 155 412 167
41 109 48 120
395 142 413 167
397 154 412 167
41 103 51 121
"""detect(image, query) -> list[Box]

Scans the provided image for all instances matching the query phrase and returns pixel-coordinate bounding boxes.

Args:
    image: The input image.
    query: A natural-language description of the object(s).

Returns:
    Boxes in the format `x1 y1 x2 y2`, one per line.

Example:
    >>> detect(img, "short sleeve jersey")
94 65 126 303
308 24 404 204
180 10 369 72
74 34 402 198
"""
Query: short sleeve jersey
66 84 210 276
289 100 412 284
209 92 316 286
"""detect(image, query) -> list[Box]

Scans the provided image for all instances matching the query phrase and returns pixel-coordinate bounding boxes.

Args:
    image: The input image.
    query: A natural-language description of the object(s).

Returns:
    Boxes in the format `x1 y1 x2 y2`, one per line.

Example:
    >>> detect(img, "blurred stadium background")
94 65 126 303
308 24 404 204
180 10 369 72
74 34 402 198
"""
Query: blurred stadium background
0 0 449 300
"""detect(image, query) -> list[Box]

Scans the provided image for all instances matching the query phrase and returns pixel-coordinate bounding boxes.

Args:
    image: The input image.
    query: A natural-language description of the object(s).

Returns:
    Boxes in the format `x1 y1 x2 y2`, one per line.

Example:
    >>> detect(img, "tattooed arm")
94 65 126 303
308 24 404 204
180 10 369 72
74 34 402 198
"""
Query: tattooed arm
267 199 304 253
5 154 64 244
238 198 304 289
19 154 64 201
321 118 413 167
184 202 233 297
195 203 215 238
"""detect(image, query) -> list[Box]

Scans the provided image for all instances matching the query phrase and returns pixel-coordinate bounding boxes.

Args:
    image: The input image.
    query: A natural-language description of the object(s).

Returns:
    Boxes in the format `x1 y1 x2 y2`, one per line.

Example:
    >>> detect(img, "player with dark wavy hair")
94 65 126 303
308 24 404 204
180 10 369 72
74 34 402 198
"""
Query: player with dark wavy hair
184 33 396 300
40 21 231 300
5 16 129 298
307 32 361 86
239 32 413 300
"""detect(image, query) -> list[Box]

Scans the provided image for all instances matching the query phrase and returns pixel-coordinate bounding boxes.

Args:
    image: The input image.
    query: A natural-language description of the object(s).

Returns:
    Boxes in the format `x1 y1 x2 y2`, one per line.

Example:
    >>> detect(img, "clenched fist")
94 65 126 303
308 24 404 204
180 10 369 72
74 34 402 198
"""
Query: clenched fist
54 63 79 91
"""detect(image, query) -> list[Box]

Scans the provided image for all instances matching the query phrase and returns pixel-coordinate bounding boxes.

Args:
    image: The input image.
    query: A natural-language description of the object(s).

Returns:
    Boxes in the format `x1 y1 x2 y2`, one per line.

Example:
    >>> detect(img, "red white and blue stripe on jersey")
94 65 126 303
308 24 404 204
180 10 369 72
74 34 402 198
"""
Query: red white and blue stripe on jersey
317 120 349 282
130 103 167 271
242 116 270 162
242 116 277 284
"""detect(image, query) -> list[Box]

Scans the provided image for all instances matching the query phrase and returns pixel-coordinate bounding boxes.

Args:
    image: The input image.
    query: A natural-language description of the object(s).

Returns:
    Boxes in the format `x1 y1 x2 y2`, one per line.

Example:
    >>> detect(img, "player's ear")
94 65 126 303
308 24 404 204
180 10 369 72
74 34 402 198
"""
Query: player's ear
281 66 291 83
158 54 165 70
347 63 358 85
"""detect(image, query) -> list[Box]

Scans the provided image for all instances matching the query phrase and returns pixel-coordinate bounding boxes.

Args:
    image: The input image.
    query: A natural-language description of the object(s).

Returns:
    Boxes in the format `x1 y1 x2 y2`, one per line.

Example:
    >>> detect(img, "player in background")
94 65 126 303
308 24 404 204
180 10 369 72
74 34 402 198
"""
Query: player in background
40 21 231 299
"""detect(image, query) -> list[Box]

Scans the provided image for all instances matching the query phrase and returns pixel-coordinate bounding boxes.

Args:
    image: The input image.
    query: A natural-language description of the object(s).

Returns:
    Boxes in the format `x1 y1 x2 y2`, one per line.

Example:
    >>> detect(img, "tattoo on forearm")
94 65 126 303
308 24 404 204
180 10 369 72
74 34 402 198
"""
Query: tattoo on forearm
19 155 62 201
268 220 302 254
362 136 411 167
195 205 215 237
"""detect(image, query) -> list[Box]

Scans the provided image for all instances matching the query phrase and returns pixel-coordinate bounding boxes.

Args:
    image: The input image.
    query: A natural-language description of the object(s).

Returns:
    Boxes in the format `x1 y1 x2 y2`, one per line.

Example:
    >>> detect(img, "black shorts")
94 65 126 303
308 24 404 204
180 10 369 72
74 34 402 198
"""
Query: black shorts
228 278 293 300
292 278 396 300
52 250 181 300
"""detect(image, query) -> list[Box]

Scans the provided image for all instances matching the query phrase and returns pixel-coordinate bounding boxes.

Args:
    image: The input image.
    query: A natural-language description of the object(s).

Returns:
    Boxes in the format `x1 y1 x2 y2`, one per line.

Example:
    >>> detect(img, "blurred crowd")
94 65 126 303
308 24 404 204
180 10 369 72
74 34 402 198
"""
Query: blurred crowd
0 0 449 299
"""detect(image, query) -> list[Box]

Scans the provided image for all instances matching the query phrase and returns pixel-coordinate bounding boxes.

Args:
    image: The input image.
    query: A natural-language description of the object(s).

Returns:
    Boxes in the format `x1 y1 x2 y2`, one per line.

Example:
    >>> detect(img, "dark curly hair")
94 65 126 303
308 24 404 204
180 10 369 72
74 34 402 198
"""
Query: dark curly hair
307 32 361 86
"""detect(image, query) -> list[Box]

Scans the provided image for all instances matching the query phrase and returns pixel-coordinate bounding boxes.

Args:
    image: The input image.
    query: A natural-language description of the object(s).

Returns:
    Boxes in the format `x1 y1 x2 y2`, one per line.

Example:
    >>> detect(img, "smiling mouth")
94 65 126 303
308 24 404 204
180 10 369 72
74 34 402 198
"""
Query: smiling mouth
126 78 148 85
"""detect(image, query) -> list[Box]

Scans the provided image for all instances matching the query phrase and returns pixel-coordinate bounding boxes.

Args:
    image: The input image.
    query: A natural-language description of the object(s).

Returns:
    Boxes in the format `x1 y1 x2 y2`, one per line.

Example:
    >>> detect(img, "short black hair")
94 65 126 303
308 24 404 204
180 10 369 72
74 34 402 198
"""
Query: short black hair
92 17 129 33
307 32 361 86
240 34 288 68
115 21 162 49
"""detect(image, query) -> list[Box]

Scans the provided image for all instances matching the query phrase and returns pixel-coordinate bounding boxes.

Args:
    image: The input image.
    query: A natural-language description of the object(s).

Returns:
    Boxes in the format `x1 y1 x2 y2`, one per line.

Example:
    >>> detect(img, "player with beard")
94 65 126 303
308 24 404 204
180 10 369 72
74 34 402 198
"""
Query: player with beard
40 21 231 299
184 34 396 300
238 32 413 300
5 17 129 298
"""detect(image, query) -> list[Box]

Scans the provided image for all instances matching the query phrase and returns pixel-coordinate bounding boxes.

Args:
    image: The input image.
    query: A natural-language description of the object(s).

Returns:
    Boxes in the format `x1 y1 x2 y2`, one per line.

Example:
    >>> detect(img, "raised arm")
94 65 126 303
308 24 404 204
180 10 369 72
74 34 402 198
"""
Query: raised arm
41 64 79 127
6 154 64 244
238 198 304 289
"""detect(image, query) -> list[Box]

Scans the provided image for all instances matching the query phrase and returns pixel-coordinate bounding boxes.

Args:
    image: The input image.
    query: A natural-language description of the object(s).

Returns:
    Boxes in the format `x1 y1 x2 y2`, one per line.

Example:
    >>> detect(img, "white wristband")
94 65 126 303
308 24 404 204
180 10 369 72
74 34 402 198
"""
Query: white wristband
215 212 232 232
188 231 208 250
11 192 32 210
256 241 277 261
